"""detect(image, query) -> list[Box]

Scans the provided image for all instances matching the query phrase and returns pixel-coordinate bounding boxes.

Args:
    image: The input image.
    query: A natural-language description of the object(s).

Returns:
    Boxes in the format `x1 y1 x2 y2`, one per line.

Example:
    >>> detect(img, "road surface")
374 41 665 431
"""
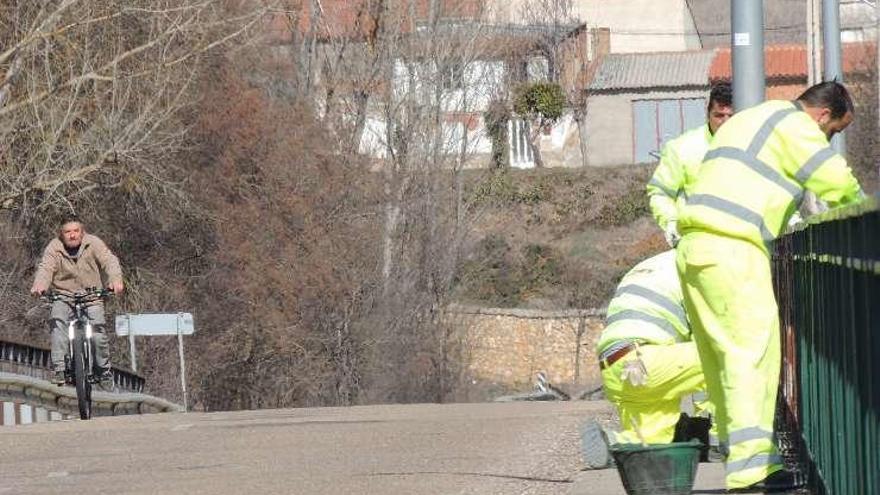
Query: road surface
2 401 612 494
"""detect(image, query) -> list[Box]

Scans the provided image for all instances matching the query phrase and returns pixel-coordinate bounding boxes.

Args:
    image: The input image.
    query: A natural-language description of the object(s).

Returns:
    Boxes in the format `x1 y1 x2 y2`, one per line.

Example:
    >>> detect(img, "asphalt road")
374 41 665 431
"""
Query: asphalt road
0 401 621 495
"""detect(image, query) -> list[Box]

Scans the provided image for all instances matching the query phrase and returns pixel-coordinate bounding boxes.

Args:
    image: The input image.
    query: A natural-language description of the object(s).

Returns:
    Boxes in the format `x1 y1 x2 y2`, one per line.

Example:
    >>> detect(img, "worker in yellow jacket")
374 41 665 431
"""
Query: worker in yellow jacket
676 81 864 492
647 83 734 247
598 250 710 445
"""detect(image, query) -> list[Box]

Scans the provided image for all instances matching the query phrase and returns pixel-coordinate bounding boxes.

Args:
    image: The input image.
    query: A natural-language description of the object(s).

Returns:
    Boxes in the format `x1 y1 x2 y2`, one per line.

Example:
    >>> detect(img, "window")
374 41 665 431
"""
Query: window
526 56 549 82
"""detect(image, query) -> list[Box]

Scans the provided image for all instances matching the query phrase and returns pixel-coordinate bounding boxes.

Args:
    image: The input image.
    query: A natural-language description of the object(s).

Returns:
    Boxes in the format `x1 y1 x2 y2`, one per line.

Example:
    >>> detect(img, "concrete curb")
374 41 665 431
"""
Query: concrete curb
0 372 182 417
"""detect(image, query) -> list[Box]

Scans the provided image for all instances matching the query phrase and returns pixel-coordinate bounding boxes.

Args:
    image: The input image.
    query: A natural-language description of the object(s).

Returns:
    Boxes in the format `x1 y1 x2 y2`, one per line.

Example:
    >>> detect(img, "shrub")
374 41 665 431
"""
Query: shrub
484 100 510 169
595 185 650 227
513 82 566 125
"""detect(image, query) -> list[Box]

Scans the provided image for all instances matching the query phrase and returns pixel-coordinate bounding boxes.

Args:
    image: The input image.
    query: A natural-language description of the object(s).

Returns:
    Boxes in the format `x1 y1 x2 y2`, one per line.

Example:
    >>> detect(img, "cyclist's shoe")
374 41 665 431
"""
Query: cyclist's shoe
51 370 66 386
97 370 116 392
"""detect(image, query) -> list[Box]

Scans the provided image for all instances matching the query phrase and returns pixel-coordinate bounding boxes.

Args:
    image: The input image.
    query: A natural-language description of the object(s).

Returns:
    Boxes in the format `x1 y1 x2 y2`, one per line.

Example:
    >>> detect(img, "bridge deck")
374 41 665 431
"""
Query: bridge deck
0 400 666 495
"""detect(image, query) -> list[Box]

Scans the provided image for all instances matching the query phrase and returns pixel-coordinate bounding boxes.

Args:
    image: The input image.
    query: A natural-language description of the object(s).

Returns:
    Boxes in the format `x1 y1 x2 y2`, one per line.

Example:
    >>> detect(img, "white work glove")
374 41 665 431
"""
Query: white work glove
787 210 804 228
619 355 648 387
664 220 681 248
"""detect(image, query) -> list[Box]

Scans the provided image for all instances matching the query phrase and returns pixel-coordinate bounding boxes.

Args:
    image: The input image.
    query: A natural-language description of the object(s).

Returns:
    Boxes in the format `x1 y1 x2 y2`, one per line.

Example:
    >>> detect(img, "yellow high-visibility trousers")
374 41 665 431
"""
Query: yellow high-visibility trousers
601 341 707 444
676 232 783 489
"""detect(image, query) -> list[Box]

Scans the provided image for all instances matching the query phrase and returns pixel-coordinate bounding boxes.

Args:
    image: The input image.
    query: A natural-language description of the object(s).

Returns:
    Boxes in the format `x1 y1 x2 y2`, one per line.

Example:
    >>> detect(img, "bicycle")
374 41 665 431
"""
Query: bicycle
41 287 113 420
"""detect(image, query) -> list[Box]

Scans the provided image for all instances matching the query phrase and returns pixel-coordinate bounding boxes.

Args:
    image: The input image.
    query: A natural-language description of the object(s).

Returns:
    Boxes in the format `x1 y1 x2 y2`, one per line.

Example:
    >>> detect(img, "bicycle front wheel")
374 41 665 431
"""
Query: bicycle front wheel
72 332 92 420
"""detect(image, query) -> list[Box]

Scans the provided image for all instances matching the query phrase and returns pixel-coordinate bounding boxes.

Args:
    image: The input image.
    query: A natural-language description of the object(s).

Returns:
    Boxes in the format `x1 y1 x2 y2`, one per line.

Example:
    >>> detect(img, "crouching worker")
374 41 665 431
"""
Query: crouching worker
598 250 712 447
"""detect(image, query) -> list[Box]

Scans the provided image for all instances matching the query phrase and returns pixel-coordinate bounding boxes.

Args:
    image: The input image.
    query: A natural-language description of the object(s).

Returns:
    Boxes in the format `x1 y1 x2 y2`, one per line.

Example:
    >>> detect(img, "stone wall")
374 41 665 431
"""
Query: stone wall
447 305 606 399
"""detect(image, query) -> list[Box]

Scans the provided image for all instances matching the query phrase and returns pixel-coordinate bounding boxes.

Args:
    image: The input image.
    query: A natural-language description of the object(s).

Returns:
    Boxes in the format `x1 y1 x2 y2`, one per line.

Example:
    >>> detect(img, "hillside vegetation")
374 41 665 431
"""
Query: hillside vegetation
2 1 876 411
455 166 666 310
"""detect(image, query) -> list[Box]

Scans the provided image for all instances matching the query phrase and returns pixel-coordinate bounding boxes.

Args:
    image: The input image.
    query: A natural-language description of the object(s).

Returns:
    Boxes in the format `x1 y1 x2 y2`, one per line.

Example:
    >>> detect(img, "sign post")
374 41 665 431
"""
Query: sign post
115 313 195 411
176 314 188 412
129 332 137 372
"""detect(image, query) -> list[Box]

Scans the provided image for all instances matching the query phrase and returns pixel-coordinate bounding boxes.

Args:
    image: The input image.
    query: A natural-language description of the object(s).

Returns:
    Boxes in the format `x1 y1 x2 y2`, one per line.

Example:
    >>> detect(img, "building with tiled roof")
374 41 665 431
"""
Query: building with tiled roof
709 42 876 99
581 40 877 168
583 50 717 166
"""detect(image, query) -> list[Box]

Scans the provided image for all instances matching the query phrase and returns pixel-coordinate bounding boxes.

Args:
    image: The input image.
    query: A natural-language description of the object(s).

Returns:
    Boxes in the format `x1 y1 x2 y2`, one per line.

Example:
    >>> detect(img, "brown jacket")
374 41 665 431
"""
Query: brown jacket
33 233 123 295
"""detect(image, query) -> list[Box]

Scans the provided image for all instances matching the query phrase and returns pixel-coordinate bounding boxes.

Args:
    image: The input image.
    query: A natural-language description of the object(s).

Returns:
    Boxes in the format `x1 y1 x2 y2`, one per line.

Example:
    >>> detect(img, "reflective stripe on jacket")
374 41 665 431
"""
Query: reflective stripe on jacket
647 124 712 230
678 100 863 254
597 250 690 353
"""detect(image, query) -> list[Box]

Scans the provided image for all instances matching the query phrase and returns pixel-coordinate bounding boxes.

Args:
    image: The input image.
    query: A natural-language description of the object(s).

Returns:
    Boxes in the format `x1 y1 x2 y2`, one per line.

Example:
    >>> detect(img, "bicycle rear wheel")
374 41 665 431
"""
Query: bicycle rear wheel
72 332 92 420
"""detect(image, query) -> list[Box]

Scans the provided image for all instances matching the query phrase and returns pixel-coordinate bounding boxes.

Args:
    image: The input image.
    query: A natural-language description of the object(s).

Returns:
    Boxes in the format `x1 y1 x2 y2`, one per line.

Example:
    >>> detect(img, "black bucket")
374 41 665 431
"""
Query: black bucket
610 440 702 495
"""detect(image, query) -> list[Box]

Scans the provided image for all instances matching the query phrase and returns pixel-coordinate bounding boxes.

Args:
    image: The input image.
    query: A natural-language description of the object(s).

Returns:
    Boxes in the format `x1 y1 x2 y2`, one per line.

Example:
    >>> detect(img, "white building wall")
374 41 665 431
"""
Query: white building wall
359 117 389 159
364 59 505 160
495 0 701 53
369 58 587 168
358 116 493 161
585 95 634 167
392 59 506 113
573 0 701 52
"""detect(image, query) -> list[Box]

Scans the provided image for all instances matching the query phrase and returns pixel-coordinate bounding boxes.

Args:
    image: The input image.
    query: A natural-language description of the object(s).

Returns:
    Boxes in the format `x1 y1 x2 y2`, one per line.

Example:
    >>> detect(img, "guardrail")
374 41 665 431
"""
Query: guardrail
0 372 181 420
0 338 181 422
774 194 880 494
0 339 145 393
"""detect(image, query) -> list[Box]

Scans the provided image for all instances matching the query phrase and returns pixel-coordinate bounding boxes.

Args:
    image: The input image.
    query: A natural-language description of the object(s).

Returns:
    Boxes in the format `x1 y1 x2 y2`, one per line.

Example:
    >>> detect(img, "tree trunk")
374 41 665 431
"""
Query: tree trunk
528 122 545 168
574 109 588 168
349 90 370 154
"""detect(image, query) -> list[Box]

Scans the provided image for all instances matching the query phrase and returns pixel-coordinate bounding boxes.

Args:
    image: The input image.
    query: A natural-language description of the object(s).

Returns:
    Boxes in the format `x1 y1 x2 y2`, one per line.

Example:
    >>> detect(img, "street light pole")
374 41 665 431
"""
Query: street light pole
823 0 846 153
808 0 822 85
731 0 765 110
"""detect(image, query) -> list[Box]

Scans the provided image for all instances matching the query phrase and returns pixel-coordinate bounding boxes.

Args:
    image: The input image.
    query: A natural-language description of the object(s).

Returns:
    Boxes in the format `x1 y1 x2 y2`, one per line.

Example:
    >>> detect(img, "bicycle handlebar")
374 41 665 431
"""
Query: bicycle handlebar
40 287 114 304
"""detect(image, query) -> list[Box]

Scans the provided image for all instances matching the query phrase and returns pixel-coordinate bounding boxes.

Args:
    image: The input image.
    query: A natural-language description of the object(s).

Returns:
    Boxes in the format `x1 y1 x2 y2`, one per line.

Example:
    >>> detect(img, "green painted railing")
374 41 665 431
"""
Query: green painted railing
774 194 880 495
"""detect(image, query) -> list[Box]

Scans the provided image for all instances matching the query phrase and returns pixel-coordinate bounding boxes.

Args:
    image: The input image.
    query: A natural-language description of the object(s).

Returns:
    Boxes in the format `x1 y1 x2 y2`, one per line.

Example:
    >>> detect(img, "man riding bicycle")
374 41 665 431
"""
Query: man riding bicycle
30 215 124 390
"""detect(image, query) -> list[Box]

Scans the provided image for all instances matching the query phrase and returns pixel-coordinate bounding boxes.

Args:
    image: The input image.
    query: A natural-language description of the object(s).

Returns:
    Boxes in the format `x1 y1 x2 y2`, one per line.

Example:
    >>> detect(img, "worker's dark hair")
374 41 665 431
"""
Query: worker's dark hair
797 81 854 119
58 213 83 229
708 82 732 110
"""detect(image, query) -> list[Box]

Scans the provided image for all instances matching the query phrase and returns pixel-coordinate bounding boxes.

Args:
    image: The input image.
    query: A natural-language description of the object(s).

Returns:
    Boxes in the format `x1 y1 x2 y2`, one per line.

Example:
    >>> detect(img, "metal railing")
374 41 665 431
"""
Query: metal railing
774 194 880 494
0 372 182 419
0 339 145 393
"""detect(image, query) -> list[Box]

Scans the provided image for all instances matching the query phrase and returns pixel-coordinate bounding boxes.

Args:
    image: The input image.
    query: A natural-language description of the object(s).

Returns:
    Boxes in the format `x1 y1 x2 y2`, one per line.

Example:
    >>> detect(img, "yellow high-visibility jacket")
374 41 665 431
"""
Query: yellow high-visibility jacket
597 251 689 354
647 124 712 231
678 100 863 254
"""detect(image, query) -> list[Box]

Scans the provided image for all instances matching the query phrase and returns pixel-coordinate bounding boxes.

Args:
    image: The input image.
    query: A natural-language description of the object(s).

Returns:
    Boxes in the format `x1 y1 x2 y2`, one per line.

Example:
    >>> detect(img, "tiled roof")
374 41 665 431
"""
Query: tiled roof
587 50 716 91
709 42 876 81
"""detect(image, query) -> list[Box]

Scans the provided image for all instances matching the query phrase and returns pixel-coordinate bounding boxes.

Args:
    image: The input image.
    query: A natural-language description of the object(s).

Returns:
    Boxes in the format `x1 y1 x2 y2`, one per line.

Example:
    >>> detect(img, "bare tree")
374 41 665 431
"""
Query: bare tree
518 0 578 82
0 0 599 410
0 1 272 214
516 0 586 167
0 0 289 407
276 0 515 403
